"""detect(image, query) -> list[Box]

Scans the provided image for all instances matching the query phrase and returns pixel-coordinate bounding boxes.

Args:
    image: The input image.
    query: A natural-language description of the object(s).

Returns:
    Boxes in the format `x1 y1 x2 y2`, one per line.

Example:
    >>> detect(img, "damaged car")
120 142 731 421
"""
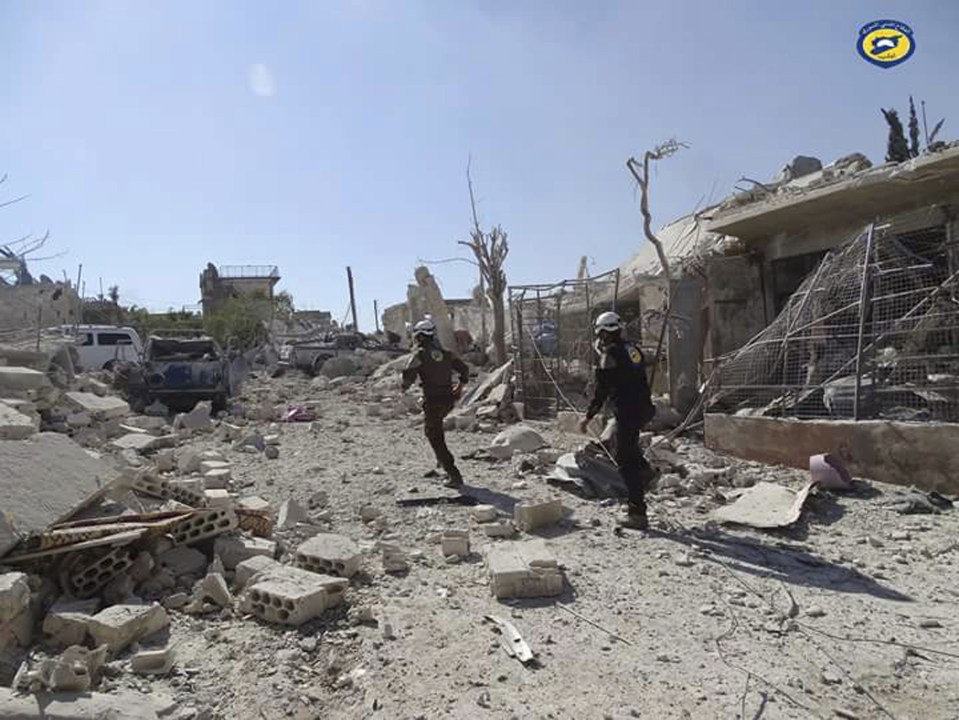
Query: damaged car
126 336 231 414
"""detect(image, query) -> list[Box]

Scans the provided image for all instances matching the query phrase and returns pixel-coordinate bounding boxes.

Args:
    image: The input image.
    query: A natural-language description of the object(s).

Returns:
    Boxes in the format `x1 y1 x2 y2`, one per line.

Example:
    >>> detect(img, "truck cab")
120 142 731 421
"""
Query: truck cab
58 325 144 371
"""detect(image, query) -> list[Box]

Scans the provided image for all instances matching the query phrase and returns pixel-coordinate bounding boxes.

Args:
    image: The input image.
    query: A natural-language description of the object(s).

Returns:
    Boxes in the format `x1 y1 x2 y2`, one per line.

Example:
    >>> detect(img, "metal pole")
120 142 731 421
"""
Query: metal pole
75 263 83 331
373 300 380 334
853 223 876 420
346 267 359 332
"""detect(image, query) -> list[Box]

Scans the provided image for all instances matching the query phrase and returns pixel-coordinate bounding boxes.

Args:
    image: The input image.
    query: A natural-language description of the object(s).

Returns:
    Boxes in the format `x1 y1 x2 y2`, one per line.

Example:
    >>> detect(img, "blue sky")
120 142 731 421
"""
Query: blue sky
2 1 957 329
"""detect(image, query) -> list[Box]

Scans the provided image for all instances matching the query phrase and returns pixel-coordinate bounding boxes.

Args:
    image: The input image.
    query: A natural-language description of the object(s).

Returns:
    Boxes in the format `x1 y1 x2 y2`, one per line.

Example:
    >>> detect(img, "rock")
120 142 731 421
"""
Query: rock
917 618 943 629
194 573 233 608
64 391 129 420
472 505 497 523
555 411 602 436
308 491 329 510
176 447 202 474
0 573 31 624
162 593 189 611
204 489 233 507
278 499 310 530
890 531 911 541
86 599 169 654
0 687 41 718
0 403 38 440
154 449 176 473
172 402 213 432
235 556 281 590
381 544 409 574
264 445 280 460
233 432 265 453
483 521 517 538
214 535 276 570
348 606 375 625
42 598 100 648
805 606 826 618
488 425 547 459
131 645 176 676
514 498 564 532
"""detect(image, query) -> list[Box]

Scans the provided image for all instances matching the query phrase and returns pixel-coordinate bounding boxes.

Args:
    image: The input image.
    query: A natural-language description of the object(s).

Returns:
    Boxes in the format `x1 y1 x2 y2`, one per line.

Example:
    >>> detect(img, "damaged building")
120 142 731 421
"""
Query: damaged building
199 264 280 316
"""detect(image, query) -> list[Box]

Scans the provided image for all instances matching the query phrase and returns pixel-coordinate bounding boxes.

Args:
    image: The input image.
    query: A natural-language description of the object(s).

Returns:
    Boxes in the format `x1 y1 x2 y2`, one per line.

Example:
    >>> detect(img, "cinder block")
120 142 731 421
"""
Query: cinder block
237 496 272 513
214 535 276 570
471 505 497 523
204 489 233 508
203 468 232 489
168 478 207 507
486 540 565 600
170 507 238 546
42 598 100 648
66 546 135 599
295 534 361 578
235 555 281 589
86 599 169 653
239 565 348 626
441 530 470 558
513 498 564 532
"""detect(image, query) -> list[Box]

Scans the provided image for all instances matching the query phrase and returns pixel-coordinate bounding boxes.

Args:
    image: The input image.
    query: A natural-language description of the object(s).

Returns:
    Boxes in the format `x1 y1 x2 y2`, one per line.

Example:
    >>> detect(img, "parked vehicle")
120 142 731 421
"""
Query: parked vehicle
126 336 230 413
57 324 144 371
280 332 404 376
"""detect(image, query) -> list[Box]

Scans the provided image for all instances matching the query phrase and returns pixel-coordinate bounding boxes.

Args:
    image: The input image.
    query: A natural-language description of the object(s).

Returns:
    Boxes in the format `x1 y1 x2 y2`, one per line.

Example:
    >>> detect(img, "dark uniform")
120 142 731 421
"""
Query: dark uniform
584 338 656 516
401 339 470 482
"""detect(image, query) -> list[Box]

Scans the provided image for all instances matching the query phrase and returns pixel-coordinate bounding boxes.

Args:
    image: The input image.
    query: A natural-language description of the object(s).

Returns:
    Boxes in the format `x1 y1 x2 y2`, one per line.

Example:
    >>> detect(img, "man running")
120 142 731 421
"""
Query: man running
580 311 657 529
401 318 470 488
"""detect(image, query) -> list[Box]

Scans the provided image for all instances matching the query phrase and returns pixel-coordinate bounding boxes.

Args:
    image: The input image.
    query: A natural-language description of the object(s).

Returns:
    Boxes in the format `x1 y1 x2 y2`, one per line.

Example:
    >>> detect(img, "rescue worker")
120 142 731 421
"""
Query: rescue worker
579 311 657 529
401 318 470 488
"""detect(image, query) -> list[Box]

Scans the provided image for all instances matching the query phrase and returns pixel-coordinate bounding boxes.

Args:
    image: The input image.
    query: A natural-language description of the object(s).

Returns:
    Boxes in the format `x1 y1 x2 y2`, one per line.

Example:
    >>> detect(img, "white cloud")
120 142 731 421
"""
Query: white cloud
248 63 275 97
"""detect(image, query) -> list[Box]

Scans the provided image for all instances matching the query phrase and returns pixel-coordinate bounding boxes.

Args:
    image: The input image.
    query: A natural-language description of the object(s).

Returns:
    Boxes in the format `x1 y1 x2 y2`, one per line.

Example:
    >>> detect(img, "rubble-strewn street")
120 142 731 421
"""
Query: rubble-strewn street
2 356 957 719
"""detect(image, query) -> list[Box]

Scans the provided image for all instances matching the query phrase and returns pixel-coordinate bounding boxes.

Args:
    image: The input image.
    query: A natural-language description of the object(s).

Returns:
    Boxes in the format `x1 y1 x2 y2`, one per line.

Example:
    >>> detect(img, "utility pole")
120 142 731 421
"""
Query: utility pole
373 300 380 333
346 266 359 332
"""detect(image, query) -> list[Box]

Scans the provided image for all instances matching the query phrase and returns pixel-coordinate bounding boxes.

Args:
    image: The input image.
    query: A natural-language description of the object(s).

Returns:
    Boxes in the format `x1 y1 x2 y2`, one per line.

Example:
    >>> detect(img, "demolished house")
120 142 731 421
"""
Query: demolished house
696 145 959 492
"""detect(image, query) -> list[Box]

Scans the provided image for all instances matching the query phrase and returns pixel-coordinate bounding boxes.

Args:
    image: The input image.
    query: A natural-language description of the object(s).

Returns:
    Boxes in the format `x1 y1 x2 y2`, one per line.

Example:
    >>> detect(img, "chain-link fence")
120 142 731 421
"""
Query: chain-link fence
706 219 959 422
509 270 621 418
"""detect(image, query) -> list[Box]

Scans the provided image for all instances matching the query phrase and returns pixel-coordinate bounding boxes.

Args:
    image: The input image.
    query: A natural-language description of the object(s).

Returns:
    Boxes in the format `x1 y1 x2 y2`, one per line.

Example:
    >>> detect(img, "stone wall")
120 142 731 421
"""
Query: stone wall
0 283 79 334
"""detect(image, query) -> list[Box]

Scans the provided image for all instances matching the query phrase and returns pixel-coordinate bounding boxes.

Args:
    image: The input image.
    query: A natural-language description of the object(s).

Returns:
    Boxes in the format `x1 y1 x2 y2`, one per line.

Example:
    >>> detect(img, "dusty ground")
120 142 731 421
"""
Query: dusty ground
118 371 959 720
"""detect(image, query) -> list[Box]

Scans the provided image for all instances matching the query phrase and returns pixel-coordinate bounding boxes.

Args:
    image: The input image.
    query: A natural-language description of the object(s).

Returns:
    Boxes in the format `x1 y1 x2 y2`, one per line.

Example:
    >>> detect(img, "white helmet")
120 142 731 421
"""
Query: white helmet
413 319 436 337
594 311 623 335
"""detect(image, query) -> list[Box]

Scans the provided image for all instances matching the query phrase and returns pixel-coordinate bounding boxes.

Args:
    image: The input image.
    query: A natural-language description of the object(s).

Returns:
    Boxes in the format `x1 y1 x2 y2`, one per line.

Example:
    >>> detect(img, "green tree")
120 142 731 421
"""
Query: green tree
881 108 910 163
203 294 270 350
908 96 921 158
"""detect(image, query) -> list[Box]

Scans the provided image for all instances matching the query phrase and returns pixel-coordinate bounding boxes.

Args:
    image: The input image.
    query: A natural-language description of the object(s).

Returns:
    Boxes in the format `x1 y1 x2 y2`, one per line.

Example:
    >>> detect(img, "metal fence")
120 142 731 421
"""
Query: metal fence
706 220 959 422
509 270 621 418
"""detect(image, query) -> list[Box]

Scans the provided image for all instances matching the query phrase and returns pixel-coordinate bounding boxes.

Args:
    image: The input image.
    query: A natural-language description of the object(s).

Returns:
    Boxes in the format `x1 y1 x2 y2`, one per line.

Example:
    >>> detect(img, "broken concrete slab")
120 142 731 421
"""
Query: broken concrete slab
0 573 30 624
41 689 166 720
463 360 513 407
486 539 565 600
63 392 129 421
172 402 213 433
175 447 202 474
235 555 280 589
204 489 233 508
237 496 273 514
200 459 231 475
488 425 547 460
277 499 309 530
0 403 38 440
240 565 348 626
514 498 564 532
157 546 208 578
472 505 497 523
0 433 118 557
295 534 361 578
0 687 41 718
483 521 517 538
214 535 276 570
194 573 233 608
121 415 169 434
0 366 50 393
86 599 169 654
42 598 100 648
108 433 176 453
203 468 233 489
711 481 815 529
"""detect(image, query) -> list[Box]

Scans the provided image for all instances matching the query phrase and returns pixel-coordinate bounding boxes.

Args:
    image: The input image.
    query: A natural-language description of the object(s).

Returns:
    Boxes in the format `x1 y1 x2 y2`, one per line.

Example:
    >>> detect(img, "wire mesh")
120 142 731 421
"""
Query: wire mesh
509 270 620 418
706 220 959 422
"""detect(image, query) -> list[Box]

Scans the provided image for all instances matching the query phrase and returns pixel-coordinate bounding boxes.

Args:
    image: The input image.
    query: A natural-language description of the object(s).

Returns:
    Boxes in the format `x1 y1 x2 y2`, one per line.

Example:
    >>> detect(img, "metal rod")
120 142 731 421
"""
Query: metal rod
346 267 359 332
373 299 380 333
853 222 876 420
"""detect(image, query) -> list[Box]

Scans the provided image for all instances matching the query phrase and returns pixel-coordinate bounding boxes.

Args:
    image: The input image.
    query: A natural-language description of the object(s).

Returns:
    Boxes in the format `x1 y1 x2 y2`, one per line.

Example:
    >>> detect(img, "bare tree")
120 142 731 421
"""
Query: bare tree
625 139 688 385
460 161 510 365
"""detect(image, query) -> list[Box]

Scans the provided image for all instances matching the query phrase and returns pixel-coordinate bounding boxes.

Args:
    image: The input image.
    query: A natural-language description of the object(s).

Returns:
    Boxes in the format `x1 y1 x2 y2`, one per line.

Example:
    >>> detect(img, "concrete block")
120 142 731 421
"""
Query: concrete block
237 496 272 513
121 415 169 434
167 478 207 507
130 644 175 675
471 505 497 523
235 555 280 589
194 573 233 608
441 530 470 558
0 403 37 440
214 535 276 570
514 498 564 532
381 544 409 574
42 598 100 647
240 565 348 625
176 447 202 474
295 534 361 578
277 499 309 530
0 687 41 718
0 573 30 624
169 506 237 547
0 366 49 393
109 433 176 453
86 599 169 653
486 540 565 600
157 546 207 578
204 489 233 508
200 459 231 475
154 449 175 473
203 468 232 489
64 391 129 420
483 521 517 538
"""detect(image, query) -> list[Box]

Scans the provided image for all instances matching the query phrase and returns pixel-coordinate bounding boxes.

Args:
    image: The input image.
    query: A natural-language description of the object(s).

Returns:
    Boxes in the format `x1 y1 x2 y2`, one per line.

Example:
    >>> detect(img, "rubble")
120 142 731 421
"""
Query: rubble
20 644 108 693
172 401 213 432
86 599 169 653
488 425 547 459
130 644 176 675
42 598 100 648
711 481 815 529
193 573 233 608
514 498 564 532
0 402 38 440
277 499 310 530
471 505 498 523
235 555 280 589
295 534 361 578
441 530 470 558
63 391 129 420
0 366 50 393
214 535 276 570
486 540 565 599
380 543 409 574
239 565 348 626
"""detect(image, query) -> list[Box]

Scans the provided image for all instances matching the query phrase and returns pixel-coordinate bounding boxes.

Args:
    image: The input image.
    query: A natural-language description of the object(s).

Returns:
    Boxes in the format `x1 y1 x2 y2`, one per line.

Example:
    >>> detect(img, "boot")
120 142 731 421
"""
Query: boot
443 465 464 488
620 504 649 531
